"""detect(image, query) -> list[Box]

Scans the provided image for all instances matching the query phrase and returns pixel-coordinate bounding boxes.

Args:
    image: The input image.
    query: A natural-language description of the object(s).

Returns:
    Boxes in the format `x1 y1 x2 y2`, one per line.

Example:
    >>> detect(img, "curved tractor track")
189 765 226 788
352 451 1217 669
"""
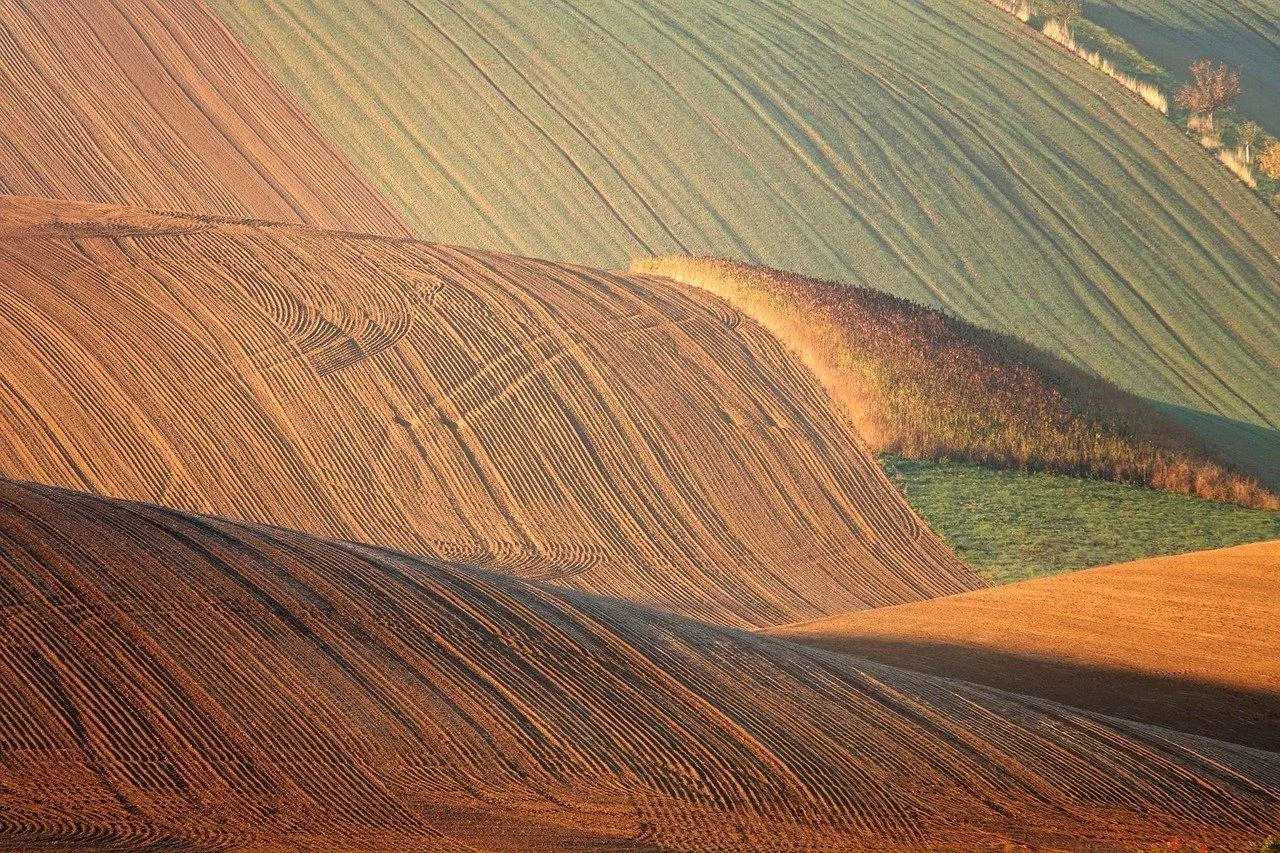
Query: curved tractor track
209 0 1280 486
0 479 1277 851
0 0 406 235
0 196 978 629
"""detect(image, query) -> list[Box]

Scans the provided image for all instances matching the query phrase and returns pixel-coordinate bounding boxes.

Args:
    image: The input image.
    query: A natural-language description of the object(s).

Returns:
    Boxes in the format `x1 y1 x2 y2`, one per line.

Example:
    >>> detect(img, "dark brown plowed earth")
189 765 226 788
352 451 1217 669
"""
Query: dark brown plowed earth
0 479 1276 851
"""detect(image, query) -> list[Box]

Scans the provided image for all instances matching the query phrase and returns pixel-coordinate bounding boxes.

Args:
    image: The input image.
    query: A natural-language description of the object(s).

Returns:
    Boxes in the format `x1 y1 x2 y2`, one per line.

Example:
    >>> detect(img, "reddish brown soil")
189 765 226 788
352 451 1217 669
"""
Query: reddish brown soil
0 0 407 235
0 196 980 629
771 541 1280 749
0 479 1275 851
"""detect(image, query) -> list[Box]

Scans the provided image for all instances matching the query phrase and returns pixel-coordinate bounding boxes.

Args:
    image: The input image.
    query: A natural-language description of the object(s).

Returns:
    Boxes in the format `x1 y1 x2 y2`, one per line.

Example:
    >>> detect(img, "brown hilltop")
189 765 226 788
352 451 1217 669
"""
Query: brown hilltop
770 541 1280 750
0 478 1276 851
0 0 406 235
0 195 980 628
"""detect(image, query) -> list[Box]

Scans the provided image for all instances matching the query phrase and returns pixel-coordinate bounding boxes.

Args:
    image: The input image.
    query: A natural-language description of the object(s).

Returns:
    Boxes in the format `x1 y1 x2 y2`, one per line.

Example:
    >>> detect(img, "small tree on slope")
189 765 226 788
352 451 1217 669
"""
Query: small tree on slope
1237 121 1265 165
1175 60 1240 133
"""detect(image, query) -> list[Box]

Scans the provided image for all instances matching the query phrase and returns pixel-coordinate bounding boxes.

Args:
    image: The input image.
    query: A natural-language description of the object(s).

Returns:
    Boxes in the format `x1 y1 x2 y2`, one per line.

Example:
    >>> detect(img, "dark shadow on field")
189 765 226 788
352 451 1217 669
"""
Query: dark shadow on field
1150 400 1280 492
789 636 1280 752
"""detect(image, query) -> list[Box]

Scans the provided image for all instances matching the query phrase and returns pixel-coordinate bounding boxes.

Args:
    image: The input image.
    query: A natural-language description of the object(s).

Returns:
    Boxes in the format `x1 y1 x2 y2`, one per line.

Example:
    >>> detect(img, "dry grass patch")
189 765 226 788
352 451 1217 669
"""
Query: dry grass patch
635 257 1277 509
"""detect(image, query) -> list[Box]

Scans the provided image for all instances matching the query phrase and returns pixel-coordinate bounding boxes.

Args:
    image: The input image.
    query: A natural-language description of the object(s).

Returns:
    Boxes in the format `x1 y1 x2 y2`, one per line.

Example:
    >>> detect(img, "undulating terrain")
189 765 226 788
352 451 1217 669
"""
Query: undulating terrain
635 256 1276 507
1 479 1277 851
771 541 1280 750
1088 0 1280 135
208 0 1280 486
0 0 406 236
0 0 1276 849
0 196 979 629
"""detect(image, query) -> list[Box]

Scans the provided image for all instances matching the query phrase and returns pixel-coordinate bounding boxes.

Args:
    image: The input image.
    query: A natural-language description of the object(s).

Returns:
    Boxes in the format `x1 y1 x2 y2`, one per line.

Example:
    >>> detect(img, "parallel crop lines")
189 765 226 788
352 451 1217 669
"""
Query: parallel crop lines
208 0 1280 486
0 0 406 235
0 480 1276 850
0 197 980 629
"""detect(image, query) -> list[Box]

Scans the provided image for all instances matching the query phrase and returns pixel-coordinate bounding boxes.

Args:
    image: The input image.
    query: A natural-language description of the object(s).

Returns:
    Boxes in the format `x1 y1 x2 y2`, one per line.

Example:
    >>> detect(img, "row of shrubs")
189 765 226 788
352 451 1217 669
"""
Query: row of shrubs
633 257 1278 510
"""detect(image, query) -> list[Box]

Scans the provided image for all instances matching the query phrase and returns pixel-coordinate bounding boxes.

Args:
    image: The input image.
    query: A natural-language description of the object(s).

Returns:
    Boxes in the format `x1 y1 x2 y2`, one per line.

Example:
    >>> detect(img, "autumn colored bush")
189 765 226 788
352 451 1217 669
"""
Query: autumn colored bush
634 256 1278 509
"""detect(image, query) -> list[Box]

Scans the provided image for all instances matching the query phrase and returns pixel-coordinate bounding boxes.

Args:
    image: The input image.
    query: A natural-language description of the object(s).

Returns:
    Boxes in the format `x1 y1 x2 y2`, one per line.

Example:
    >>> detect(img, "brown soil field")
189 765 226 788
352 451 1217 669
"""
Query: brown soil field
1 478 1277 851
0 195 980 629
0 0 405 235
771 541 1280 750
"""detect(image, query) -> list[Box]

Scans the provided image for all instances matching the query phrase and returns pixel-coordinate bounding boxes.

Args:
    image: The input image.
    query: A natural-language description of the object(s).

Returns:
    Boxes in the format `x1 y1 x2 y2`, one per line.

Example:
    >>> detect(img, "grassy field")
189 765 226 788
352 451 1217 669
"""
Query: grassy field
882 455 1280 584
1086 0 1280 136
209 0 1280 489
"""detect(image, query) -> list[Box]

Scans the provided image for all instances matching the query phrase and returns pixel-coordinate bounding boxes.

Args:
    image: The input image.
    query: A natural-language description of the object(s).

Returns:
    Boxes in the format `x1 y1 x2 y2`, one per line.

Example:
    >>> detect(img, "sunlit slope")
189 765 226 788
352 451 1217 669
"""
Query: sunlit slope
2 480 1277 851
771 541 1280 750
209 0 1280 485
1088 0 1280 135
0 0 405 234
0 196 977 628
635 256 1277 507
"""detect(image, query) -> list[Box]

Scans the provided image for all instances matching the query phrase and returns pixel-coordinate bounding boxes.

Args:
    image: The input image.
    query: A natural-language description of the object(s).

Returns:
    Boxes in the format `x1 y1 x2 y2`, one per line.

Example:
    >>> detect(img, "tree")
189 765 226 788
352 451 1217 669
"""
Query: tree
1259 140 1280 180
1237 120 1264 164
1174 60 1240 132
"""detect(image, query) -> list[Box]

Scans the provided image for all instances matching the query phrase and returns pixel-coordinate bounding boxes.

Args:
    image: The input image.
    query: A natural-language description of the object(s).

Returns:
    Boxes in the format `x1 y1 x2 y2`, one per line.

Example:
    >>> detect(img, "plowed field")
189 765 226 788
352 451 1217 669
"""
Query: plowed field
1 480 1276 851
0 196 979 629
0 0 405 234
771 540 1280 750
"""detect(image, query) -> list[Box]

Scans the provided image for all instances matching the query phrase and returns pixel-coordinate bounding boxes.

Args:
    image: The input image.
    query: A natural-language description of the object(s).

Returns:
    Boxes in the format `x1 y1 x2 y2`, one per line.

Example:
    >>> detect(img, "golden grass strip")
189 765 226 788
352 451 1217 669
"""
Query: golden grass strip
634 257 1277 509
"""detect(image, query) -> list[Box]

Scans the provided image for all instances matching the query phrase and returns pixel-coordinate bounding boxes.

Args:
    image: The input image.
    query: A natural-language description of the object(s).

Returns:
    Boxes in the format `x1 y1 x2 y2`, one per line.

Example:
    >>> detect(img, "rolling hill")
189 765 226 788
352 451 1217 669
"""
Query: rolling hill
770 540 1280 750
2 478 1277 851
0 195 979 629
0 0 405 235
207 0 1280 486
634 256 1277 507
1087 0 1280 136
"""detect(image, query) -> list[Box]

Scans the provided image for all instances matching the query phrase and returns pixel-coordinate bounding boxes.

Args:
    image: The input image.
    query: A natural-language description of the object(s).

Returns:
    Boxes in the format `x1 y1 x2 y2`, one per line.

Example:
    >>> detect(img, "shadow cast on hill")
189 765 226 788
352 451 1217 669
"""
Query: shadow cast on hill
790 636 1280 752
1150 399 1280 492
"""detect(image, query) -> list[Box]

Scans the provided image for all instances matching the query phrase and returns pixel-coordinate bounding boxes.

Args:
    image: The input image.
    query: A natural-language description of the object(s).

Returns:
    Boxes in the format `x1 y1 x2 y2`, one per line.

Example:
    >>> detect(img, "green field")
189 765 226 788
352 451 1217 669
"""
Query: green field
210 0 1280 487
1086 0 1280 136
882 455 1280 583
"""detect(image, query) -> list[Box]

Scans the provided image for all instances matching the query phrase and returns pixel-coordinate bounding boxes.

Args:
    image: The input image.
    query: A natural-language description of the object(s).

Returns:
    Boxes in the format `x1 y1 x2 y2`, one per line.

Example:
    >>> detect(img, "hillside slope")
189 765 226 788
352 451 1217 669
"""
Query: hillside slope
1088 0 1280 136
771 541 1280 750
0 0 406 234
2 479 1277 851
635 256 1277 507
0 196 978 629
210 0 1280 485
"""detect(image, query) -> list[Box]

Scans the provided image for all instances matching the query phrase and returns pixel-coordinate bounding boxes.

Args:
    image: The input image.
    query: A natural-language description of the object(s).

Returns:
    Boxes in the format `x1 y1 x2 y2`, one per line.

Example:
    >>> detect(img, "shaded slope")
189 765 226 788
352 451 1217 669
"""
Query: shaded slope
1 480 1278 851
635 256 1277 507
0 196 977 628
770 541 1280 750
210 0 1280 485
1088 0 1280 136
0 0 405 234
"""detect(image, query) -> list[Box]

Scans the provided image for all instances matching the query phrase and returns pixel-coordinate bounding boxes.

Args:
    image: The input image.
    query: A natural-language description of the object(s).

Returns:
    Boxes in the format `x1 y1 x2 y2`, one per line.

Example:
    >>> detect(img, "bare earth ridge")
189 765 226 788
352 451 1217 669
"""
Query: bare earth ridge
0 0 406 235
770 541 1280 750
0 195 979 629
0 479 1276 851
